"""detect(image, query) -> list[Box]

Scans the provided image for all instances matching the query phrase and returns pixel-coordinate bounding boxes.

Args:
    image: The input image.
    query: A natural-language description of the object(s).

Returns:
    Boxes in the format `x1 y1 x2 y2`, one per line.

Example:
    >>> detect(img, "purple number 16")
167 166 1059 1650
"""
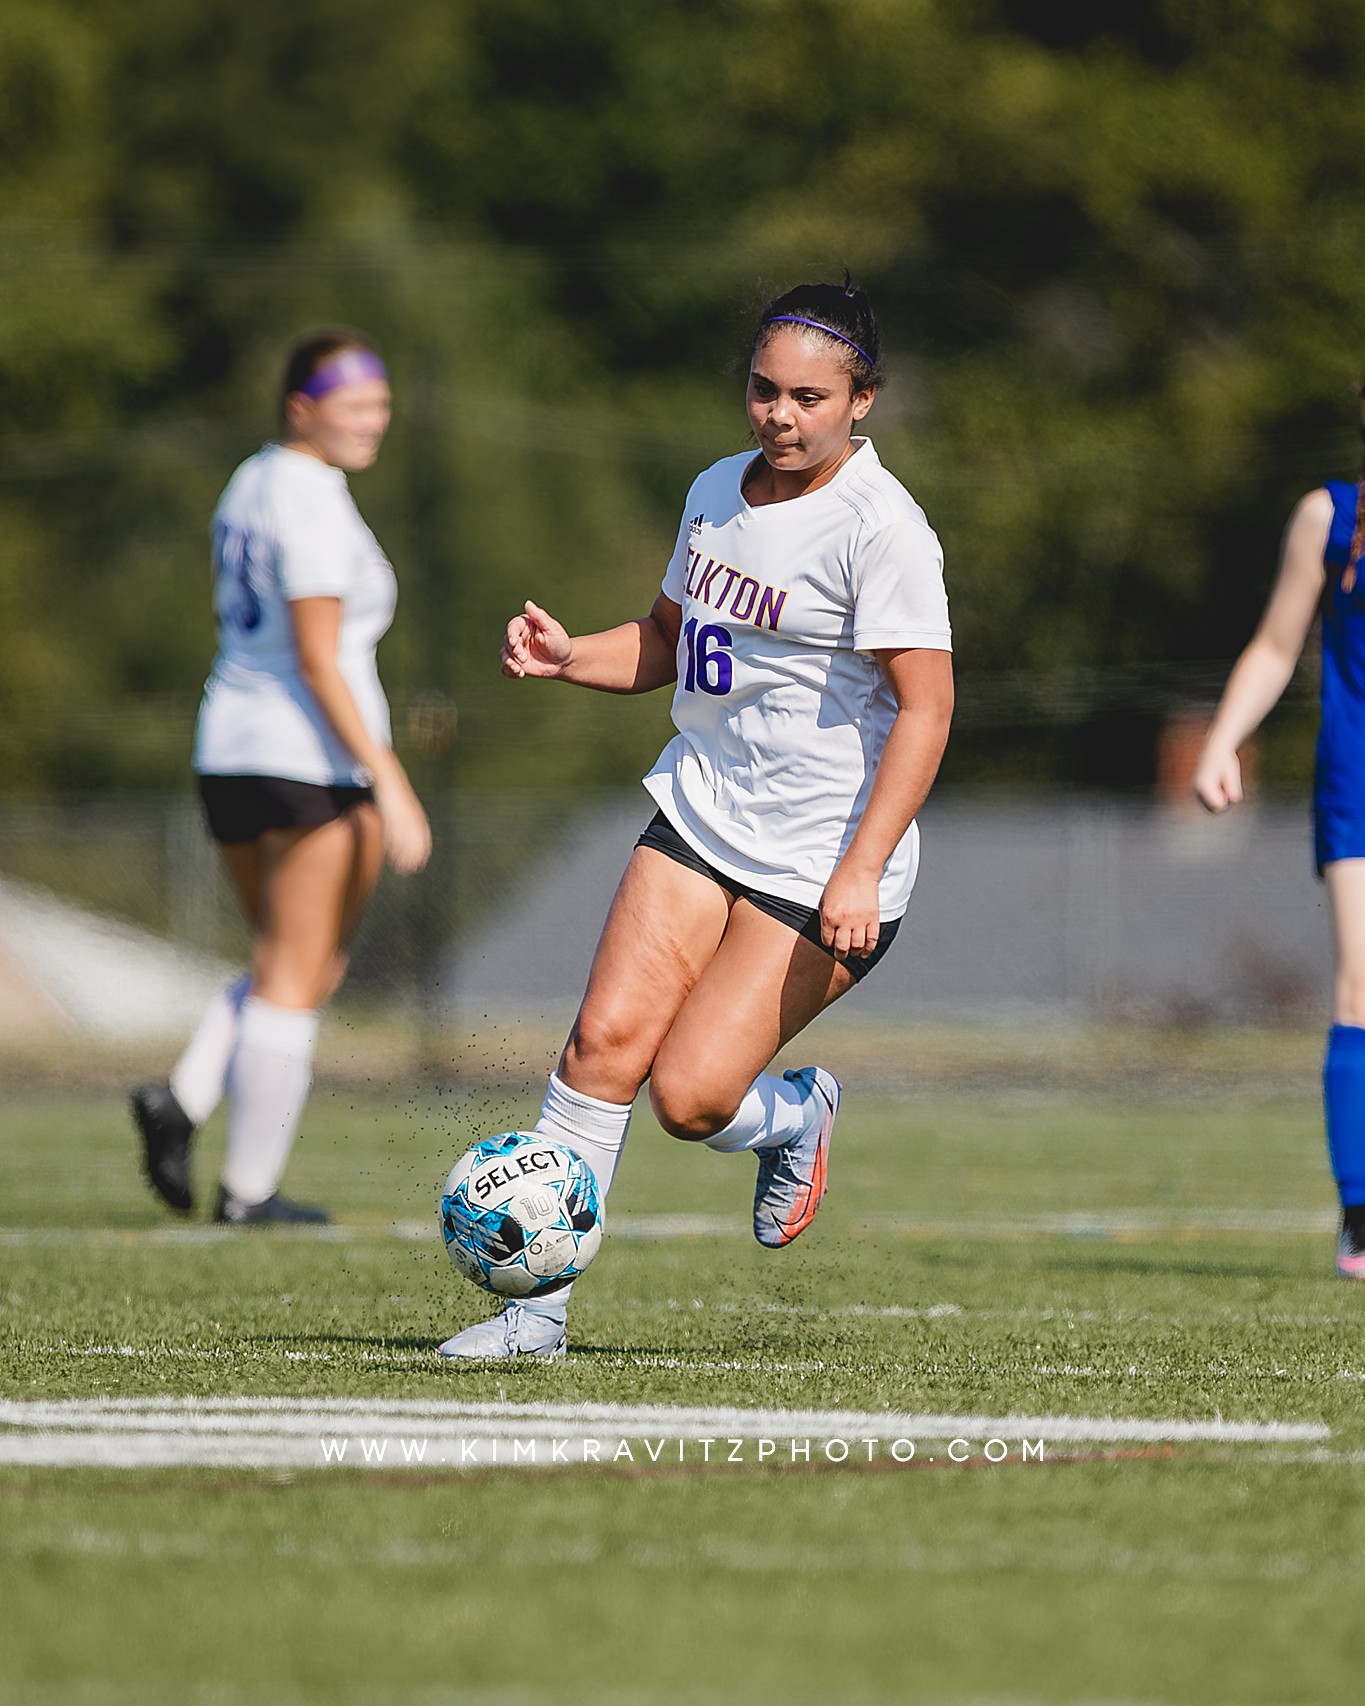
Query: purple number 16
682 619 733 696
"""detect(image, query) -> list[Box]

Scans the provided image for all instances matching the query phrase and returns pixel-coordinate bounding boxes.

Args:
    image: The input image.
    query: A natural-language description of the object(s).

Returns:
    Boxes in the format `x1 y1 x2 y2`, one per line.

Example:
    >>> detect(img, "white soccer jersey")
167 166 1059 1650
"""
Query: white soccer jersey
643 439 951 919
193 443 396 786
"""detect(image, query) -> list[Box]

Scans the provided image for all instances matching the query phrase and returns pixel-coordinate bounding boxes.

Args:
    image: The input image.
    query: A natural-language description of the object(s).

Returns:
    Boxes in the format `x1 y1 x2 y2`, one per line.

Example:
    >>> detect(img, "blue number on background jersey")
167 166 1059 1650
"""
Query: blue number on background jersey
213 521 263 632
682 618 733 696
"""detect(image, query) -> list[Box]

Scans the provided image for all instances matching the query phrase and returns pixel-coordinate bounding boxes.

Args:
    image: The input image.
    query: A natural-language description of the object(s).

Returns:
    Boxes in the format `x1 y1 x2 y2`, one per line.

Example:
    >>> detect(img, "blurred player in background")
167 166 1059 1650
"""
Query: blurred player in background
439 278 954 1360
1194 404 1365 1278
131 330 431 1224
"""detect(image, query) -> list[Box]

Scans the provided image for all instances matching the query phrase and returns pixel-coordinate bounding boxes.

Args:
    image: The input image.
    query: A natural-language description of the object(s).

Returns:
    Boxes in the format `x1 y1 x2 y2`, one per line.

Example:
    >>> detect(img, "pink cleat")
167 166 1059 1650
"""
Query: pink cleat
1337 1215 1365 1279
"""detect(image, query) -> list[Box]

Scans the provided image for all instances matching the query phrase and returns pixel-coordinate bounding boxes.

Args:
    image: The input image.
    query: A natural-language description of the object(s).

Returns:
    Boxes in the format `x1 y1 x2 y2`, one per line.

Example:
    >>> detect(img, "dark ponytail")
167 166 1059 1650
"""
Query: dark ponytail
752 272 884 393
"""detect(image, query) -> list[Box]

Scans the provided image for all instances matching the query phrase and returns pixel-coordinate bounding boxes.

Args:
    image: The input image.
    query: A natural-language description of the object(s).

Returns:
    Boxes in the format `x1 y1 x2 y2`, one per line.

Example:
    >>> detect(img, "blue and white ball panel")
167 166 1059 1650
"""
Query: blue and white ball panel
440 1131 603 1298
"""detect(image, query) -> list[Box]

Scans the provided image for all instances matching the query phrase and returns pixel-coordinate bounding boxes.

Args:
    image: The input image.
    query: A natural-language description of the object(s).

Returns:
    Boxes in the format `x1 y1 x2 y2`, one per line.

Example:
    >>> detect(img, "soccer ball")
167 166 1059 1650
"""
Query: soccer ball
439 1132 603 1298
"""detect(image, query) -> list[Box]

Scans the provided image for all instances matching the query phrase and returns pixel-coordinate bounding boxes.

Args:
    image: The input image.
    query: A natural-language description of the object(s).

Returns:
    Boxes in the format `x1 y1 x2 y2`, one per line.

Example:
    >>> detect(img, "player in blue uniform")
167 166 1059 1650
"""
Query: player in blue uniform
130 331 431 1224
1194 449 1365 1277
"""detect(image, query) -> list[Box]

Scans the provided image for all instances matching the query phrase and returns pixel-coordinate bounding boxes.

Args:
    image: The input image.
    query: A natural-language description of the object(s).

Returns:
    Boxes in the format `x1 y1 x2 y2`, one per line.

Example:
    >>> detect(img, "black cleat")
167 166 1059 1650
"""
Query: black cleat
130 1083 195 1213
213 1185 331 1226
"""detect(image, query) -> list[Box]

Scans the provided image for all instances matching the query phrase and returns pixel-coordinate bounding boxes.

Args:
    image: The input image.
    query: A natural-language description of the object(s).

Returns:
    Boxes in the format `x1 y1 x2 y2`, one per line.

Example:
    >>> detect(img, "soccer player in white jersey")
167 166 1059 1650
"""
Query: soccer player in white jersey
130 330 431 1224
439 279 953 1359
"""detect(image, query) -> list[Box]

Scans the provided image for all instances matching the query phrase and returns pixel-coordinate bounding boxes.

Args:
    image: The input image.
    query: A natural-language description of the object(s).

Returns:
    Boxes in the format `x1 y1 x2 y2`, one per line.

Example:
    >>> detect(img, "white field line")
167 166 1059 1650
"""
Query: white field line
0 1206 1337 1250
0 1395 1329 1469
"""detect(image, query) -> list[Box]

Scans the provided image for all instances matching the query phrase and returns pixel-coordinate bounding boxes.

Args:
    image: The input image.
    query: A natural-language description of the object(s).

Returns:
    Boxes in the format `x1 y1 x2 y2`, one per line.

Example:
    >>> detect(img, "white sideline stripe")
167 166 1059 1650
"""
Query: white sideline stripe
0 1206 1337 1249
0 1396 1328 1468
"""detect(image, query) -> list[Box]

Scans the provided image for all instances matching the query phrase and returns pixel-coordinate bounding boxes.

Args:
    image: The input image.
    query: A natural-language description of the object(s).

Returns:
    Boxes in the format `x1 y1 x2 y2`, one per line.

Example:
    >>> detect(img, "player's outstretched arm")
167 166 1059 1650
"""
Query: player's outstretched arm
818 646 955 960
290 596 432 874
501 595 681 694
1192 488 1331 813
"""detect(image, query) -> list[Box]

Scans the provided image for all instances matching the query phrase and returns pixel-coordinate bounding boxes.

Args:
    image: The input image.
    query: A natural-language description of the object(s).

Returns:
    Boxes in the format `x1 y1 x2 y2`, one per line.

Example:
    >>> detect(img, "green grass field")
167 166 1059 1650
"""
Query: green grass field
2 1020 1361 1705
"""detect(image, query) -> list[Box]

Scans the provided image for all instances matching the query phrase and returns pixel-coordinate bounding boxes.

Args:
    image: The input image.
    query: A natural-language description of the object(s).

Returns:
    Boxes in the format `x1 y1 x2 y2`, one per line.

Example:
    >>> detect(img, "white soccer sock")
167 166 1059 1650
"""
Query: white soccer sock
169 973 250 1127
536 1070 632 1195
518 1071 632 1319
221 998 319 1206
703 1071 810 1153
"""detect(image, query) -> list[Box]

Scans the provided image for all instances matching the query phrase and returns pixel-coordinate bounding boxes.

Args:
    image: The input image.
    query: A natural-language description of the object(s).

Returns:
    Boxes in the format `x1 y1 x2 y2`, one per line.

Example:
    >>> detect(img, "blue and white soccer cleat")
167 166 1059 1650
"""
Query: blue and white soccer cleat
753 1066 840 1248
436 1299 568 1361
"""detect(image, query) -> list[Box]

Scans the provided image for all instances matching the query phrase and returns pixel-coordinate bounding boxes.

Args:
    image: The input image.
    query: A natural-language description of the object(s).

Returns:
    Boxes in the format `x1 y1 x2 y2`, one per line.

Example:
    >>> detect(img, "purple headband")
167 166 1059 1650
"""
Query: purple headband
762 314 874 369
297 348 389 400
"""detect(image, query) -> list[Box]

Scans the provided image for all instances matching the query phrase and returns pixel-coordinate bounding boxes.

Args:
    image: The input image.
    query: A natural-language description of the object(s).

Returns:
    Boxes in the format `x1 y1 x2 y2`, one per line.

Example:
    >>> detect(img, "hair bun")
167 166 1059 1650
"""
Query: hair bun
753 278 884 388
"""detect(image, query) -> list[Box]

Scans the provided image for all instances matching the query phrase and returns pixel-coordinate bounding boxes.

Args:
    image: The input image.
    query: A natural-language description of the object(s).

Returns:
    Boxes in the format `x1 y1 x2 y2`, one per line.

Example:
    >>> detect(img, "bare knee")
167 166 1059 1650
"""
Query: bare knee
648 1061 737 1142
561 1003 652 1105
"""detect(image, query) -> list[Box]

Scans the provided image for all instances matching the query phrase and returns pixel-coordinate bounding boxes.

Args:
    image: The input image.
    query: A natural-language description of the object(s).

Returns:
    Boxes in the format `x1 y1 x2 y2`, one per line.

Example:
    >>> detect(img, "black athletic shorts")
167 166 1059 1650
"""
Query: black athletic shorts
634 811 900 983
197 774 375 845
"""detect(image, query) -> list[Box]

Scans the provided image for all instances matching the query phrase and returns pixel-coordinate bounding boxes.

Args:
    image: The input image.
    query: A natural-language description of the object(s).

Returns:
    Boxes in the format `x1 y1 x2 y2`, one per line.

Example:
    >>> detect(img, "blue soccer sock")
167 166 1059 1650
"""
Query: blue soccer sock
1324 1025 1365 1208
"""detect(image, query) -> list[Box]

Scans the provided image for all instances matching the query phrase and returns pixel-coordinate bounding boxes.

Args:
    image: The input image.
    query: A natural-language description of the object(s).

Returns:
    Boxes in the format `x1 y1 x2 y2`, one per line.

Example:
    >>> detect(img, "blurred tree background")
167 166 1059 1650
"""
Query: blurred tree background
5 0 1365 804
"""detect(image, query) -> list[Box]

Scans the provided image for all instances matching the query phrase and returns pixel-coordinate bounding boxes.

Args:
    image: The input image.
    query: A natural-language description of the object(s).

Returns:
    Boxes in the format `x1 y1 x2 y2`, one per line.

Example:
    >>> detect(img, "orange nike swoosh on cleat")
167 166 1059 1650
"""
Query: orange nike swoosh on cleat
774 1111 831 1245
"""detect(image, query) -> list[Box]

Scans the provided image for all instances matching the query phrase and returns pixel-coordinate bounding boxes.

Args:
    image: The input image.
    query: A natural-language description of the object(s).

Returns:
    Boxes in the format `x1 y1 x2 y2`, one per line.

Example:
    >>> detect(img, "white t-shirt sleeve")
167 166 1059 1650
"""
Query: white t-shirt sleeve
273 479 357 601
850 512 952 654
659 486 701 602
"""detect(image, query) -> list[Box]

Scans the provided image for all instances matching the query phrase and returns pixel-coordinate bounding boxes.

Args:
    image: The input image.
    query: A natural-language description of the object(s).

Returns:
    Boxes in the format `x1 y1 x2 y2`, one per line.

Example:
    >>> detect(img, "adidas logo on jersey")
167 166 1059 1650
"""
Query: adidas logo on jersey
688 513 705 536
